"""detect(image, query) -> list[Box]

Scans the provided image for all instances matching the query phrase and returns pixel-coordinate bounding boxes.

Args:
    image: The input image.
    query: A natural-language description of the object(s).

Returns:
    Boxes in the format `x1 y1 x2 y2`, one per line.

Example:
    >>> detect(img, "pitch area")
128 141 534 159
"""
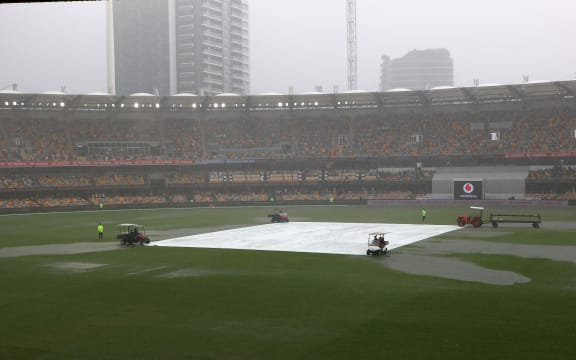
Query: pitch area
153 222 460 255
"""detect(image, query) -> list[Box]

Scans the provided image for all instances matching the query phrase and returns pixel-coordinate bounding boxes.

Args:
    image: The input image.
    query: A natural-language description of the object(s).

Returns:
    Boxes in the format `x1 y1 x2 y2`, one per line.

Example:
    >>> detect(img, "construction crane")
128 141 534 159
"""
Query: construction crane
346 0 357 91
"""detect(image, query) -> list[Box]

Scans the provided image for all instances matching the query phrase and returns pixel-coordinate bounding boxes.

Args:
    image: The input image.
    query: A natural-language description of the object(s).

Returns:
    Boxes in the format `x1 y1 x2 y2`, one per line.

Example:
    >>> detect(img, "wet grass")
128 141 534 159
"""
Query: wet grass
1 204 576 359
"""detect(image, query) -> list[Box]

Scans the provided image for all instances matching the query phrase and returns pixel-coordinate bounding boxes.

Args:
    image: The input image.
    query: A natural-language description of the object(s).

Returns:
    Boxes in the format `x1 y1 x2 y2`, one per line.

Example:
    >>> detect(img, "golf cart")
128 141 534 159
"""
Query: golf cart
116 224 150 246
367 232 389 256
268 208 289 223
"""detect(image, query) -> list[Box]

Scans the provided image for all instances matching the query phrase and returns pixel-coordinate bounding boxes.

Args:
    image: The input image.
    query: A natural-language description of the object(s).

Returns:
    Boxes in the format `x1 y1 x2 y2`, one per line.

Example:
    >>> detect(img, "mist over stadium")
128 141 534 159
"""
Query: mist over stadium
2 2 576 360
1 80 575 209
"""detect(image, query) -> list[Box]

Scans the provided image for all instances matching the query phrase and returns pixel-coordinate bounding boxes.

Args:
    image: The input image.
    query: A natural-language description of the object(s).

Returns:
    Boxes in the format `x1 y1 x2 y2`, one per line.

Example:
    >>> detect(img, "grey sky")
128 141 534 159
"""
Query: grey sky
0 0 574 94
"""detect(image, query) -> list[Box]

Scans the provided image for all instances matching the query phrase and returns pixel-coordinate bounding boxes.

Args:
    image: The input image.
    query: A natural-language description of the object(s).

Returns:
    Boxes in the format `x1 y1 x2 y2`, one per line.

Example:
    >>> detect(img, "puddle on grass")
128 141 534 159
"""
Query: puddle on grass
157 268 221 278
381 254 530 286
47 262 107 273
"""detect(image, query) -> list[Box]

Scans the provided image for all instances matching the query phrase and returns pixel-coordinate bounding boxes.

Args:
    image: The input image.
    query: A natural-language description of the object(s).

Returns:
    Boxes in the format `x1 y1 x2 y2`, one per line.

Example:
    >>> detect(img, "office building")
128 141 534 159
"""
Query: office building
108 0 250 96
380 49 453 91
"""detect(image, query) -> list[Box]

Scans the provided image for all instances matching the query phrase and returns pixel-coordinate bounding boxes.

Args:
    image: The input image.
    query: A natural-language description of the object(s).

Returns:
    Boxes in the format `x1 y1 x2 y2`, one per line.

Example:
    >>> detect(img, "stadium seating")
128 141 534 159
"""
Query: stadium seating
1 102 576 210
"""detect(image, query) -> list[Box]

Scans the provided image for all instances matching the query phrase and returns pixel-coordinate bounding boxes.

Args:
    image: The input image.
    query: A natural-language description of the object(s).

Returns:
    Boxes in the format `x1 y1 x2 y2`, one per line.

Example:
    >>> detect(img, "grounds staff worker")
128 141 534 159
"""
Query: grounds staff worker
98 223 104 240
421 209 427 223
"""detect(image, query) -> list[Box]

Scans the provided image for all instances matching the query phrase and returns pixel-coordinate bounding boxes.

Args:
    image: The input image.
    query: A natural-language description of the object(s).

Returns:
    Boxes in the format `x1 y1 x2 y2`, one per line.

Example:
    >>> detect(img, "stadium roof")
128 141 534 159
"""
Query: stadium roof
1 80 575 113
128 92 155 97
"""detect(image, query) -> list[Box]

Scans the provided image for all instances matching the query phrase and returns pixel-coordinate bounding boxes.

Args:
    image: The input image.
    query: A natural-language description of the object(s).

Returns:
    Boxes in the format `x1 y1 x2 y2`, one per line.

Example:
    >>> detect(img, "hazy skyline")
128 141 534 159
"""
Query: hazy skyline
0 0 575 94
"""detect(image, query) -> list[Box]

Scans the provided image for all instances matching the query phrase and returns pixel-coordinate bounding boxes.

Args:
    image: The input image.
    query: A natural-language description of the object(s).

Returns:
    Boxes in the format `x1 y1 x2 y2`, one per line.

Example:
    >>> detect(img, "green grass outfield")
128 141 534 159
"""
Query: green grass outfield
1 205 576 359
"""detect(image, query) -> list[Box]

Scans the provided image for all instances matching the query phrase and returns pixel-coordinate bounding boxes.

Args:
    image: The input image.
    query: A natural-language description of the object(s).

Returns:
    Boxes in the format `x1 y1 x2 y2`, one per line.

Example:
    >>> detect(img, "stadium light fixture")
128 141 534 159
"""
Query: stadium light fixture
5 101 9 106
314 101 319 106
133 102 140 109
60 102 65 107
278 102 283 107
221 103 226 108
192 103 197 108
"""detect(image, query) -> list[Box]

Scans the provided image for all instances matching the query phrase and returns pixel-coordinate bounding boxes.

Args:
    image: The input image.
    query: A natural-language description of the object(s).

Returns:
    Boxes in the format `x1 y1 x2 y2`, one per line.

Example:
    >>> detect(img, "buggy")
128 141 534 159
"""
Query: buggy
116 224 150 246
268 208 289 223
367 232 389 256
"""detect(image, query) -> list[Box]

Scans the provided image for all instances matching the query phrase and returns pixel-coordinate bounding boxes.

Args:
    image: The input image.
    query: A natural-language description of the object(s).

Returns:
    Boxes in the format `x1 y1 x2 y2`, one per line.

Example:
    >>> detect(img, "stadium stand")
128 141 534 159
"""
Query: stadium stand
1 81 576 211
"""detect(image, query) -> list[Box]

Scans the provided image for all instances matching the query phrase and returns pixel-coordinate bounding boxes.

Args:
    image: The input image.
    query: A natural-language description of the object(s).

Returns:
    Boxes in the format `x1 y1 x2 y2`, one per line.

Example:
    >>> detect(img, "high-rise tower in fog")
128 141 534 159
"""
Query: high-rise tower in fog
108 0 250 96
380 49 453 91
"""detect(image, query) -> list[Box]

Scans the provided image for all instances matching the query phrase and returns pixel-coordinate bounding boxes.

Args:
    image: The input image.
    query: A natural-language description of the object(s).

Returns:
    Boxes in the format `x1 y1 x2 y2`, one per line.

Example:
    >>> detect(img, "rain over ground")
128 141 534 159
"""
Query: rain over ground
3 221 576 286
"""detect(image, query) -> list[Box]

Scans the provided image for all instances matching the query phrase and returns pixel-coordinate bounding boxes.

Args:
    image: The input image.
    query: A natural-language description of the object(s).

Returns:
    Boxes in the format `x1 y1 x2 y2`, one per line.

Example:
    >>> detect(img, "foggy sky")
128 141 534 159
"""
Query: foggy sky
0 0 574 95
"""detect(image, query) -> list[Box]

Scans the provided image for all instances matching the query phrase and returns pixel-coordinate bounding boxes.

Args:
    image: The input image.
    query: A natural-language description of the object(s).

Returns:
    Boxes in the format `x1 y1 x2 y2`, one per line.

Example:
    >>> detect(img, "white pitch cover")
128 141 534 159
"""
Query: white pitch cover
152 222 460 256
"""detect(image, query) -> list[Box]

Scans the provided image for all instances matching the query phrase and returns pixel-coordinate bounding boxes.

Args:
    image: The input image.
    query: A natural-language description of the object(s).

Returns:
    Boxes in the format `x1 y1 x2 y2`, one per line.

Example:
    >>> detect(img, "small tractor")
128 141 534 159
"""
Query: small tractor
456 206 487 228
268 208 289 223
116 224 151 246
457 207 542 229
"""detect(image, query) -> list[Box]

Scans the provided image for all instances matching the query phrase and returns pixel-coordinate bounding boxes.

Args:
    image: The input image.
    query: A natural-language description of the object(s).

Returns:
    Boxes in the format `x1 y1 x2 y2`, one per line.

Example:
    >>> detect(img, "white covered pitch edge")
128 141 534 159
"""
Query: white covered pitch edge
152 222 460 256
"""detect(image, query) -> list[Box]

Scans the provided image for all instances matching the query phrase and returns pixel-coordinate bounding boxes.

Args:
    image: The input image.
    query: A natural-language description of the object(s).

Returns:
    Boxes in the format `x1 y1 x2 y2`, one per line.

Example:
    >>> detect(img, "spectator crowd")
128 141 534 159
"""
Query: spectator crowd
1 107 575 162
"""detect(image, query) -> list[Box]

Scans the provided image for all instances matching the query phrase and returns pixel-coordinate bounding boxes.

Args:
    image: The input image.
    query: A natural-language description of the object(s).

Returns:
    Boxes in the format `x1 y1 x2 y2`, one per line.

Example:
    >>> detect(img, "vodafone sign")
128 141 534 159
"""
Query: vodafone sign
454 180 484 200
